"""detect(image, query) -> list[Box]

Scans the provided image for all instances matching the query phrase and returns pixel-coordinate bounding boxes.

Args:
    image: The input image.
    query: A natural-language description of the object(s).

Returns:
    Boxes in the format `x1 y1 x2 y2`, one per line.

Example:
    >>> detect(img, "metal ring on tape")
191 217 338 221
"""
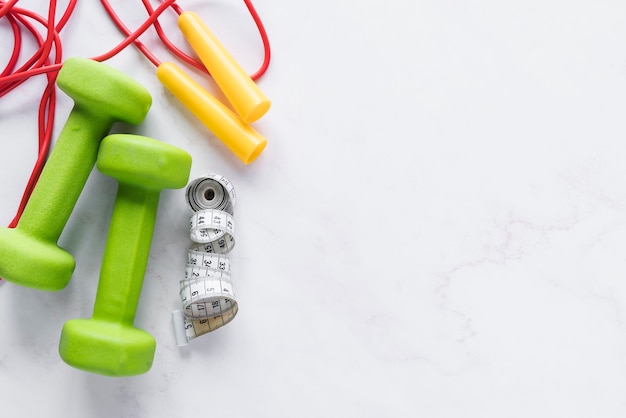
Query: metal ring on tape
172 173 238 347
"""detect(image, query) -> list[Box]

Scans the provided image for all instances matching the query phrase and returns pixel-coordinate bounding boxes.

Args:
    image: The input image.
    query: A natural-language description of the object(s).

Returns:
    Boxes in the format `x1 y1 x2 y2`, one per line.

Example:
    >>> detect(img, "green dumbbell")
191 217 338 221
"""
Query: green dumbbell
0 58 152 291
59 134 191 376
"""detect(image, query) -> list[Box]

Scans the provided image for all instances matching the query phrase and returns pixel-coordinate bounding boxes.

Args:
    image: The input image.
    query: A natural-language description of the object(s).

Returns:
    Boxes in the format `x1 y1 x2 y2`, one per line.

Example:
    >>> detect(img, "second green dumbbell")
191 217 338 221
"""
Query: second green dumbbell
58 134 191 376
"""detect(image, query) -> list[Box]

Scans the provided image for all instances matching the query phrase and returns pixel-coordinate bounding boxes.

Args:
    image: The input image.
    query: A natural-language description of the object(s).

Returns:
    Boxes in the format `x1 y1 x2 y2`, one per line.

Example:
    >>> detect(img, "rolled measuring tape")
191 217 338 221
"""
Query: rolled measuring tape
172 173 238 346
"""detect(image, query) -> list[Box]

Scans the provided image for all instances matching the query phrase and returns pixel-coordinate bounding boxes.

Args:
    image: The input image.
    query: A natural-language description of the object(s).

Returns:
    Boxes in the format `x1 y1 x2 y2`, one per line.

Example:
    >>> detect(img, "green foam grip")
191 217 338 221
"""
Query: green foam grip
59 134 192 376
0 58 152 291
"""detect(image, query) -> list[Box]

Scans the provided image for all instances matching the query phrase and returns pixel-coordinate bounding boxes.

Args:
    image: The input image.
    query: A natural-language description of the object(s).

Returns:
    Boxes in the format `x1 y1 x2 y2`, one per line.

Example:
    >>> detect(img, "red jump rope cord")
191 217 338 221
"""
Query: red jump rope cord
1 0 76 228
99 0 271 80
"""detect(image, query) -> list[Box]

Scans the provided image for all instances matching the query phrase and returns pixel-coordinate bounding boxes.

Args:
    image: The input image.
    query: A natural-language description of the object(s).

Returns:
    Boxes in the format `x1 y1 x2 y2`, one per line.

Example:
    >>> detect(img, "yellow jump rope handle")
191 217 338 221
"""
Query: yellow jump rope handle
178 11 270 124
156 61 267 165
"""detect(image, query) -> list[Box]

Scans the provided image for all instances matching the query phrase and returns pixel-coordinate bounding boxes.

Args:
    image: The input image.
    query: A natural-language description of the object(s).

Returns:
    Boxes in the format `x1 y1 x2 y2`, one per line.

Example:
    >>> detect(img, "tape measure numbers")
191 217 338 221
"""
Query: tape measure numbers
172 173 238 346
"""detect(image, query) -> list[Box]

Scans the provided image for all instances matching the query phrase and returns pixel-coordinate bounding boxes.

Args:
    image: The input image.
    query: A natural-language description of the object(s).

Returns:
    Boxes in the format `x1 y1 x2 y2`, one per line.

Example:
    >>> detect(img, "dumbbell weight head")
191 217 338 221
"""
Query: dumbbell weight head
58 319 156 377
0 230 76 291
96 134 192 190
57 57 152 124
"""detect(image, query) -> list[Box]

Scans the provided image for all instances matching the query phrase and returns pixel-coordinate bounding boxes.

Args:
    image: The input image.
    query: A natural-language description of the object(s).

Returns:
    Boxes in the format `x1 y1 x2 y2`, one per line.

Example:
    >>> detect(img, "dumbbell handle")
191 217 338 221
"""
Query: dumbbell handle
92 184 159 326
19 107 111 241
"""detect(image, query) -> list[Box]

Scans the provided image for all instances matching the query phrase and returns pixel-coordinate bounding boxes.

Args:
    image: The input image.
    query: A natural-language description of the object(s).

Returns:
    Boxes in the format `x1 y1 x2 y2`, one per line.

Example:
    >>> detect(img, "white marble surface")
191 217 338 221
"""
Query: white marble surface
3 0 626 416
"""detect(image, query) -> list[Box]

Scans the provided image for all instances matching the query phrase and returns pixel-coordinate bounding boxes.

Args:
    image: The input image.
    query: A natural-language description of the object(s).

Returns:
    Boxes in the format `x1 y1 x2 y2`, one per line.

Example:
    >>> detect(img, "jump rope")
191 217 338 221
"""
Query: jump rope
0 0 271 229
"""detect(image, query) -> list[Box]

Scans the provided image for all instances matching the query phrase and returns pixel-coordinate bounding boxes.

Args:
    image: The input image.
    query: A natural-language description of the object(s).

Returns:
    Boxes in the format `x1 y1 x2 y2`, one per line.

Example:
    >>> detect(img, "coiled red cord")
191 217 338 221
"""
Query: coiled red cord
0 0 271 229
1 0 77 228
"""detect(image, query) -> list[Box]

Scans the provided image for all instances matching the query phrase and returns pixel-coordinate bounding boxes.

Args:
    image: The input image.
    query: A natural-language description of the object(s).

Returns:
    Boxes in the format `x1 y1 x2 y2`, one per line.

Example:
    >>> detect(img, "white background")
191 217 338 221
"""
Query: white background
2 0 626 416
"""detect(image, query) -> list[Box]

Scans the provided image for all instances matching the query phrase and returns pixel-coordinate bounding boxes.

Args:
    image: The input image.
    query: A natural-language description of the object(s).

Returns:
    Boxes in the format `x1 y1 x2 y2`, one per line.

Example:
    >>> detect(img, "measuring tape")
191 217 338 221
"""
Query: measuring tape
172 173 238 346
